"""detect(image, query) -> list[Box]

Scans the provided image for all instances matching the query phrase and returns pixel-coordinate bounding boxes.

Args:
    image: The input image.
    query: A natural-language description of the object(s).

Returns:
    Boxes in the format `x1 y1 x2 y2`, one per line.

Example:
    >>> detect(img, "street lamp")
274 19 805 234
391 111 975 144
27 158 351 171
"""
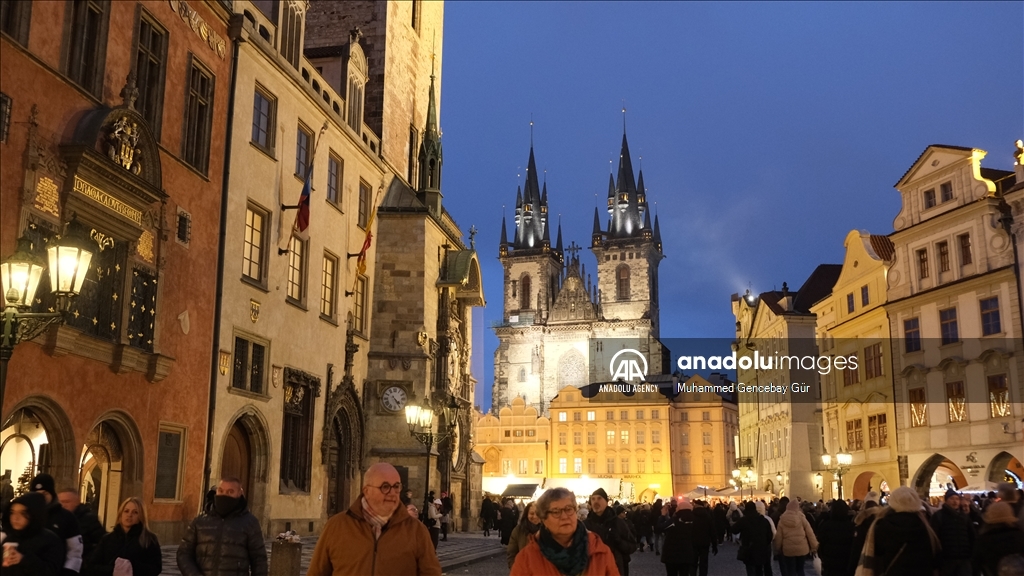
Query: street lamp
731 467 756 499
1 219 93 417
405 395 461 521
821 451 852 500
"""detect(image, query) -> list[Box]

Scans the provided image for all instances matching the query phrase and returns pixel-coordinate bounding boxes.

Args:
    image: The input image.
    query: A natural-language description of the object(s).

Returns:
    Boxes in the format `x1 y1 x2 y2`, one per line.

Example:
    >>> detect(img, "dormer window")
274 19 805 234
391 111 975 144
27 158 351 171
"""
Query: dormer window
940 181 953 202
923 189 936 209
346 34 368 133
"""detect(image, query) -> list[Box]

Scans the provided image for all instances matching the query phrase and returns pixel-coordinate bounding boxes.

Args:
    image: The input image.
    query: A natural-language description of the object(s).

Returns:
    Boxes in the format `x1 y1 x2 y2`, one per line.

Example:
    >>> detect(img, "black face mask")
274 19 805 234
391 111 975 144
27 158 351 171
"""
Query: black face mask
214 495 240 517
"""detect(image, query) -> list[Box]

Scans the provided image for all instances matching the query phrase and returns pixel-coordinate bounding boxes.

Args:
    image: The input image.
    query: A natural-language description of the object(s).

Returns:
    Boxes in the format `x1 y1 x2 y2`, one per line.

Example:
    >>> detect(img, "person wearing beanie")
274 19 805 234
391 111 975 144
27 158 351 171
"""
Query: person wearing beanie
30 473 84 576
660 499 698 575
930 489 974 575
583 487 635 576
859 486 939 576
2 491 65 576
971 502 1024 576
816 499 854 576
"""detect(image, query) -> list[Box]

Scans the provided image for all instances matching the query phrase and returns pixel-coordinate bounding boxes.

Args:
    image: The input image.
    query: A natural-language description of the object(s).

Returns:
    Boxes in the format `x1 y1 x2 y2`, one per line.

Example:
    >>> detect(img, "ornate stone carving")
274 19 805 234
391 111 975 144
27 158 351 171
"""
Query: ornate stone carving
320 382 364 472
107 115 143 175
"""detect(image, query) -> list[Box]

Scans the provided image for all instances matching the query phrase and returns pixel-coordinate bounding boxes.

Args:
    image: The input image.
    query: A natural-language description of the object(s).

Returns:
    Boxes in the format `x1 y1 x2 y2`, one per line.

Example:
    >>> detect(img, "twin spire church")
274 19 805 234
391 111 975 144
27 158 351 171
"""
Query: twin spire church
493 129 666 414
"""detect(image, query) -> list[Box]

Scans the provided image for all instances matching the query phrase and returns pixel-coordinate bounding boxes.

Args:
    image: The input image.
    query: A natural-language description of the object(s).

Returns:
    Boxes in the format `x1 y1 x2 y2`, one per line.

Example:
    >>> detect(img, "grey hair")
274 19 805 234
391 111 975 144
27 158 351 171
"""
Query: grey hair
535 487 576 518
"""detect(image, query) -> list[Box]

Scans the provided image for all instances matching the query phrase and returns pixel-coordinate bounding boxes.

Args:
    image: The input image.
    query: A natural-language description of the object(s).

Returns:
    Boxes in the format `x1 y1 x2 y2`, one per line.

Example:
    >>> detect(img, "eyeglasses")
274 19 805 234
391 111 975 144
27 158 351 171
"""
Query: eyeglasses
545 506 577 519
374 482 402 495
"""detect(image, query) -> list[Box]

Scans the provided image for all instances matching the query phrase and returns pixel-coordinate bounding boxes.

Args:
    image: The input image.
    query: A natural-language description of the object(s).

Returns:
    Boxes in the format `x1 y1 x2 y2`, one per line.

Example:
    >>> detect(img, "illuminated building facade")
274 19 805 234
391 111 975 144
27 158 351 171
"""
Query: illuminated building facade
668 375 739 497
475 397 550 497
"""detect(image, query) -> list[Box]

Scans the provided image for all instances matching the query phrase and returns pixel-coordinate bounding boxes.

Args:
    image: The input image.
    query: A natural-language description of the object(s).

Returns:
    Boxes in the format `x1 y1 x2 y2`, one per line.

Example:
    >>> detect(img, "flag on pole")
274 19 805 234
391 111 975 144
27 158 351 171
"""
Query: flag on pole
352 184 383 290
279 122 328 254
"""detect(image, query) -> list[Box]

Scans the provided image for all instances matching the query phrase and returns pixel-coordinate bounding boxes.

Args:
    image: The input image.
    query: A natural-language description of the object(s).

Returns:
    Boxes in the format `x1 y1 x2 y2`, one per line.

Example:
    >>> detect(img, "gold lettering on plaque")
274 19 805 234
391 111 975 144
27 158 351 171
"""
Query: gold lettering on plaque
169 0 226 59
137 230 155 263
74 177 143 224
34 177 61 217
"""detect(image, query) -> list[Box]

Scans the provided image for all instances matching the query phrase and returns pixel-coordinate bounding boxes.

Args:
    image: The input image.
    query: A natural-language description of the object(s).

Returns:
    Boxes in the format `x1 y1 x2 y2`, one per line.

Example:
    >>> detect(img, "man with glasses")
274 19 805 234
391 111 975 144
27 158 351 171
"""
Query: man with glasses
307 462 442 576
584 488 636 576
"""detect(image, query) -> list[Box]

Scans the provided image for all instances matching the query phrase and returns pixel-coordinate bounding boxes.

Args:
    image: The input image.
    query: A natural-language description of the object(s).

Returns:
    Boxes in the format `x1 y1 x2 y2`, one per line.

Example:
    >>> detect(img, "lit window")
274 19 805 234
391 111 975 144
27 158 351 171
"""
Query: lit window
558 458 567 474
606 430 614 445
989 375 1010 418
320 253 337 319
286 235 306 302
620 430 629 445
558 411 567 422
946 382 965 423
909 387 927 427
243 205 267 282
573 458 582 474
352 276 367 333
587 411 596 421
846 419 863 450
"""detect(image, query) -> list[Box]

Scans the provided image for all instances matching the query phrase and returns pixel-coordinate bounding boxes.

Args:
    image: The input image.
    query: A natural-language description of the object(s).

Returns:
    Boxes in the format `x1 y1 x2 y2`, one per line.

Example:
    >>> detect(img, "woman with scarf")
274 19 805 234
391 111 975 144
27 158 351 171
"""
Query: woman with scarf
1 492 64 576
855 486 940 576
511 488 619 576
507 502 542 568
86 497 162 576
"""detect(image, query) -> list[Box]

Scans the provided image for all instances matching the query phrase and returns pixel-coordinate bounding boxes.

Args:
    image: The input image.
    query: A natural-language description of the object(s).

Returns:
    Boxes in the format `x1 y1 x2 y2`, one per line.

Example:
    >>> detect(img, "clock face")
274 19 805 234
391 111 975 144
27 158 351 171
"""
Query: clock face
381 386 407 412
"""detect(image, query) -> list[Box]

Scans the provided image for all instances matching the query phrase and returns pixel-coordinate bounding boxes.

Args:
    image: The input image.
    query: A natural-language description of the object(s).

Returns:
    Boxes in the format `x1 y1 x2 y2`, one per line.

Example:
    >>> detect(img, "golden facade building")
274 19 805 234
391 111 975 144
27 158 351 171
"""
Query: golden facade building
476 397 550 497
812 231 900 500
885 145 1024 495
669 375 739 497
547 385 672 503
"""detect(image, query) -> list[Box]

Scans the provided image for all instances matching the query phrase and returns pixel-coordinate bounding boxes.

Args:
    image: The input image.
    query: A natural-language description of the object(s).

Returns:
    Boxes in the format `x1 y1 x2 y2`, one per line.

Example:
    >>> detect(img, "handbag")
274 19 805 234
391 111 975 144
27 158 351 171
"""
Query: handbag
811 553 822 575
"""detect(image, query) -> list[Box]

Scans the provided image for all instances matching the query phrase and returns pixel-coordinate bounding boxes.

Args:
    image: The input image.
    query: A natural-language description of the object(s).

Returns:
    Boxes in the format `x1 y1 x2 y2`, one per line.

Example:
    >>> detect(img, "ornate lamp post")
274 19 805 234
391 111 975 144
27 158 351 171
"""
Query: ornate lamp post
731 466 757 499
821 451 853 500
405 395 460 520
1 220 93 418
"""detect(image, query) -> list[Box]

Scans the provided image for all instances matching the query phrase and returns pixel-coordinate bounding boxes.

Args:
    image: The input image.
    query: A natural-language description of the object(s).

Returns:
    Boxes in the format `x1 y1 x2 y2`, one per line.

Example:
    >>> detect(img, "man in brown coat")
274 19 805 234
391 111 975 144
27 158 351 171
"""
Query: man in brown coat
306 462 442 576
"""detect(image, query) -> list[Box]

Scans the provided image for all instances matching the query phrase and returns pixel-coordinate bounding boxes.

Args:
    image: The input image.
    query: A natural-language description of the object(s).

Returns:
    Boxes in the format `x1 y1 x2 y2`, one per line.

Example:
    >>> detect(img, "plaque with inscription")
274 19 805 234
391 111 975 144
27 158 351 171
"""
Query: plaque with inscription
34 177 61 218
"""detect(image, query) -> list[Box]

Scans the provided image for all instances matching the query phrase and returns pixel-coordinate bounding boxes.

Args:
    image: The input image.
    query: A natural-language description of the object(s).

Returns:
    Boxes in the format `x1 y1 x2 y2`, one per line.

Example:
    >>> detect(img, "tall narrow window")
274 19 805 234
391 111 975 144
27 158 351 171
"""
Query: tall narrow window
606 458 614 474
232 335 267 393
937 241 949 272
0 0 31 45
154 427 185 500
904 318 921 353
295 124 311 178
407 127 418 184
573 458 582 474
320 252 337 319
868 414 887 448
958 234 972 265
917 249 929 279
411 0 421 30
909 387 927 427
617 265 630 300
182 58 214 174
847 293 855 313
989 375 1010 417
606 430 614 445
280 371 314 493
621 458 629 474
946 381 965 423
846 419 863 450
620 430 629 445
980 297 1001 336
636 430 645 444
66 0 108 95
558 458 567 474
251 86 276 152
358 180 371 227
861 285 869 306
352 276 367 333
573 431 581 445
587 458 596 474
940 181 953 202
519 275 531 310
702 431 711 445
0 92 11 143
923 189 936 208
652 429 660 444
327 153 342 204
939 308 958 345
843 357 859 386
134 14 167 134
286 235 306 303
864 343 883 379
242 205 267 282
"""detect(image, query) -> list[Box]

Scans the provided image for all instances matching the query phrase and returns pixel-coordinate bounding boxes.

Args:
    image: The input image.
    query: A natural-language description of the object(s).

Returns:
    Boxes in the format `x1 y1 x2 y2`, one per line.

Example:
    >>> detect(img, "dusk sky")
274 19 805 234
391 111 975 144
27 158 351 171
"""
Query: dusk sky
434 2 1024 411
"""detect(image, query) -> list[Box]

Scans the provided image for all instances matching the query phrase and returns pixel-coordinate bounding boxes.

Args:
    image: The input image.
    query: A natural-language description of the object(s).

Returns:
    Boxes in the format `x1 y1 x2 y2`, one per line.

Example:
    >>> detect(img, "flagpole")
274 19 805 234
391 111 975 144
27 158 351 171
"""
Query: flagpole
278 122 329 254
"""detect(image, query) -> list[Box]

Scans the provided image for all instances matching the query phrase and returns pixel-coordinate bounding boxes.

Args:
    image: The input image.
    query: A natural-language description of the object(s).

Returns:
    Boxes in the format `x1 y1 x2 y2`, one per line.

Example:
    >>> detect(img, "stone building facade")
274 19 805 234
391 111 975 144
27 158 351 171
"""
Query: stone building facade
493 132 665 416
208 0 386 536
475 397 550 497
812 231 900 500
668 375 740 498
0 0 232 543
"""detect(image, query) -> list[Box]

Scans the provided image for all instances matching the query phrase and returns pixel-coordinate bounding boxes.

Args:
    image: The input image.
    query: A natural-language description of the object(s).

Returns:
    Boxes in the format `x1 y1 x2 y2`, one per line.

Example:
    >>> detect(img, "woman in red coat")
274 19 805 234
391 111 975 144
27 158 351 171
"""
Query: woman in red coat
511 487 619 576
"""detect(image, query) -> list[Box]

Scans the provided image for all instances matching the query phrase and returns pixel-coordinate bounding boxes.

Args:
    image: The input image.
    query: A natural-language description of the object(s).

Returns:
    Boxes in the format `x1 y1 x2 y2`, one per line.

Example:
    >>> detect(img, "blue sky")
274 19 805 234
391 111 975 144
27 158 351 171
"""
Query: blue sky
436 2 1024 411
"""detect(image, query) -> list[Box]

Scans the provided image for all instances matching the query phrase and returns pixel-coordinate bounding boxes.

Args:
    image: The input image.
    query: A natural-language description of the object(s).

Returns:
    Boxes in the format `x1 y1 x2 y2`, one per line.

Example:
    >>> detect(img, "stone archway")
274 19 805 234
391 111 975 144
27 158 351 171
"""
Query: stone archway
80 411 144 530
851 470 890 500
1 396 76 490
221 407 271 529
988 451 1024 486
912 454 967 498
321 382 363 517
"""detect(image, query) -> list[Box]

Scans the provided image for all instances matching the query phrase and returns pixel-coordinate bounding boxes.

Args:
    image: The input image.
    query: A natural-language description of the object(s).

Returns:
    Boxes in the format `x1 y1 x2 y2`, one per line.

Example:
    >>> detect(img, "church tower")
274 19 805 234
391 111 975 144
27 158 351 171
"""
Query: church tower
591 130 663 336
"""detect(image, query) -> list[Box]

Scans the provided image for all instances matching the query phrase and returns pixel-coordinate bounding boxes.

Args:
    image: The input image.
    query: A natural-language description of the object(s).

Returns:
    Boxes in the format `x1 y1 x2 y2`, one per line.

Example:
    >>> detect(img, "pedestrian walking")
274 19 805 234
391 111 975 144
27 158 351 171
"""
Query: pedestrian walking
440 491 453 541
730 501 774 576
306 462 441 576
972 502 1024 576
499 499 518 545
855 486 940 576
85 497 162 576
426 492 442 550
2 492 65 576
774 499 819 576
692 501 719 576
176 477 267 576
995 483 1024 529
653 504 671 556
661 499 698 576
930 489 975 576
58 487 106 574
584 488 635 576
31 473 84 576
815 499 854 576
755 501 776 576
848 501 880 576
509 488 618 576
506 502 541 569
480 496 496 537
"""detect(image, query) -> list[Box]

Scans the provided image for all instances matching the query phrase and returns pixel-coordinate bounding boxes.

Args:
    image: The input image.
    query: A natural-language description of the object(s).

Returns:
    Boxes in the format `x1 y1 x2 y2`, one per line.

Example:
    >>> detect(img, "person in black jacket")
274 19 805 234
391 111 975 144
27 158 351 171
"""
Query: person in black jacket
815 499 854 576
847 501 879 576
86 497 161 576
584 488 635 576
661 502 698 576
860 486 939 576
930 489 974 576
729 501 774 576
692 501 718 576
59 487 106 573
2 491 65 576
31 473 84 576
176 477 268 576
971 502 1024 576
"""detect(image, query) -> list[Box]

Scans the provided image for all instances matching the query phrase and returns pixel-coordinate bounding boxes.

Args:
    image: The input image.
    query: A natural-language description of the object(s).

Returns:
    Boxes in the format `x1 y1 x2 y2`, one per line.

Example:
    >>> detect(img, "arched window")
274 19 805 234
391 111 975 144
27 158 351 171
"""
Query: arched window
518 367 527 383
346 37 367 132
520 275 531 310
617 265 630 300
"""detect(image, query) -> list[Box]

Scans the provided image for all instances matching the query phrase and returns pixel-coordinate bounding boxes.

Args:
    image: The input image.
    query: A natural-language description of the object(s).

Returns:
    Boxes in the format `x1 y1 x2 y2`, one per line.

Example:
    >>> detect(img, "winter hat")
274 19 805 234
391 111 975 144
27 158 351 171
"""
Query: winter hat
29 473 57 500
755 501 766 515
786 499 801 512
677 498 693 510
888 486 922 513
830 499 850 519
943 488 959 501
591 488 609 501
7 491 47 537
984 502 1017 526
864 491 880 505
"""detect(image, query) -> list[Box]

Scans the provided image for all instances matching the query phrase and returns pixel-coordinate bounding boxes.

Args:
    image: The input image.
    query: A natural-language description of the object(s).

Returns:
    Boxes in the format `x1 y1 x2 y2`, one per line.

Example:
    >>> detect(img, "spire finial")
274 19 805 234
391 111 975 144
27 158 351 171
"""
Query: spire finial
622 100 626 134
530 114 534 147
430 32 437 78
469 225 478 249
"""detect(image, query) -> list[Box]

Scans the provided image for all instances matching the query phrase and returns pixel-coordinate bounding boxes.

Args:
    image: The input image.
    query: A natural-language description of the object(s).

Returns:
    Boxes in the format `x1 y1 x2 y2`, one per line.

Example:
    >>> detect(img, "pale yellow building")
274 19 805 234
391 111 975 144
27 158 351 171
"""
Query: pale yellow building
548 385 673 503
812 231 900 500
668 375 739 497
475 397 550 497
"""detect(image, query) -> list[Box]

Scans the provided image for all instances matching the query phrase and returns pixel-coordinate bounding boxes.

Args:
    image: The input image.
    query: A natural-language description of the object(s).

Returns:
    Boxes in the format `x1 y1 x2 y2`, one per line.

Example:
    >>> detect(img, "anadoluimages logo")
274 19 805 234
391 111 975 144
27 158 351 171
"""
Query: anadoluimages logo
609 349 648 382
